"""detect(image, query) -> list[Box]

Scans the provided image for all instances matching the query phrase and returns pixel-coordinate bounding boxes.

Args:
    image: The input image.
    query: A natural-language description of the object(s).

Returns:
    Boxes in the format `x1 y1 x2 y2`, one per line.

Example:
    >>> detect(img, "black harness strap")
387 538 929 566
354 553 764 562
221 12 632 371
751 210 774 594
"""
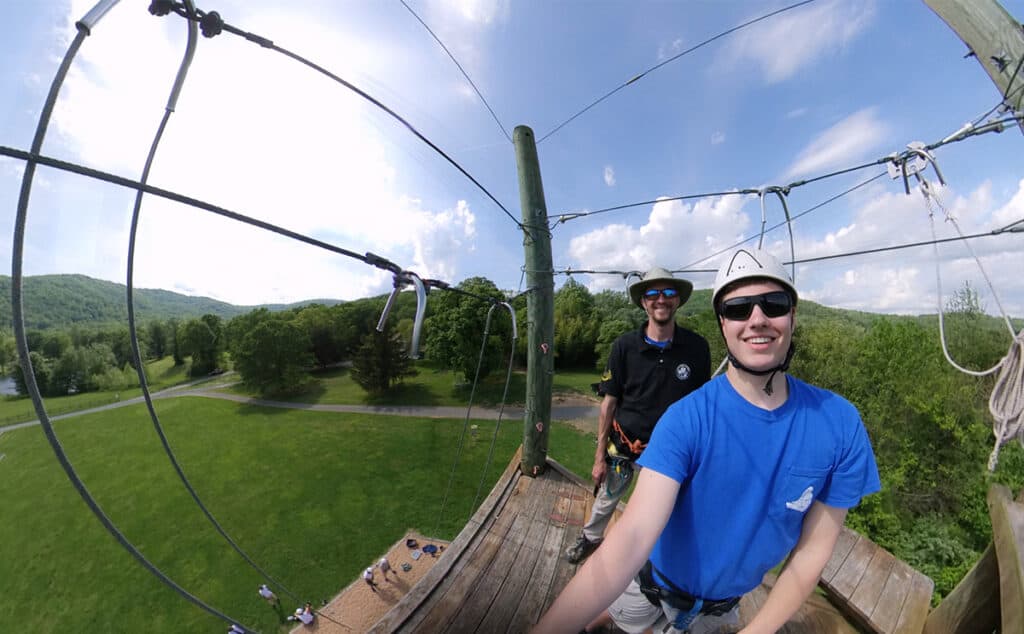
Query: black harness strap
636 561 740 616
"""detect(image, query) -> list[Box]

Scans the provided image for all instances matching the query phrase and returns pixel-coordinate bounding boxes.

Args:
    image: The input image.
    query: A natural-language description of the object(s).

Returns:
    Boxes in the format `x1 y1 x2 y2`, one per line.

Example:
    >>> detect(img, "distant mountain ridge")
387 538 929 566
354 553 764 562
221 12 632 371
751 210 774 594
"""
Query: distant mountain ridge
0 274 341 330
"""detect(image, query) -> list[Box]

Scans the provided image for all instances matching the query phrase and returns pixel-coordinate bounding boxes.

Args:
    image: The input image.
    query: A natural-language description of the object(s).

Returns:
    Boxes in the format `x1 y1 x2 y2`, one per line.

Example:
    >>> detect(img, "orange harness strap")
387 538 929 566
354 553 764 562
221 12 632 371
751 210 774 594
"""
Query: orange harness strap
612 420 647 456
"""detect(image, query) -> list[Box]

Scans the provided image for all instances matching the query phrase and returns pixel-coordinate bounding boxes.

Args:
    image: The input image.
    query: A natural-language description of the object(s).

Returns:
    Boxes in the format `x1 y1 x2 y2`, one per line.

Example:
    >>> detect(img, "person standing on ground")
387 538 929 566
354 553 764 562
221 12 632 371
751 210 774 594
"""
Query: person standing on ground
363 566 379 593
378 556 395 582
536 248 881 634
565 266 711 564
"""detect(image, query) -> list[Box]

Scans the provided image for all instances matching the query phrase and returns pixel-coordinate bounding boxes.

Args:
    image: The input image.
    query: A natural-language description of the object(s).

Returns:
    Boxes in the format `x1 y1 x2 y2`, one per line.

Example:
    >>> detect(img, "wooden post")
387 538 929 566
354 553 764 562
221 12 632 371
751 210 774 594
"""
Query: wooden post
514 125 554 477
924 0 1024 132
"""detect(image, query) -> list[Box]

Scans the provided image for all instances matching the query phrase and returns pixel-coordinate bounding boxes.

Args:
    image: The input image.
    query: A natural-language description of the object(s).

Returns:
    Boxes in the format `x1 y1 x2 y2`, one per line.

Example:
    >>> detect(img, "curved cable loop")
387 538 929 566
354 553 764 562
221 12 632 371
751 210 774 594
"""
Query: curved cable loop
10 8 255 632
431 298 507 537
758 186 797 283
406 271 427 359
469 302 518 512
125 3 329 623
623 271 642 297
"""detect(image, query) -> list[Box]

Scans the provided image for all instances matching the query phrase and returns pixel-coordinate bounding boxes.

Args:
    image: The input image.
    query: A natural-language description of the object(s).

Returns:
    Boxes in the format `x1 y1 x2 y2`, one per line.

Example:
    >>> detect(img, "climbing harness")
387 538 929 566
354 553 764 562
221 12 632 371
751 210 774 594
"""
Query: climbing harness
637 560 740 630
603 440 636 498
893 144 1024 471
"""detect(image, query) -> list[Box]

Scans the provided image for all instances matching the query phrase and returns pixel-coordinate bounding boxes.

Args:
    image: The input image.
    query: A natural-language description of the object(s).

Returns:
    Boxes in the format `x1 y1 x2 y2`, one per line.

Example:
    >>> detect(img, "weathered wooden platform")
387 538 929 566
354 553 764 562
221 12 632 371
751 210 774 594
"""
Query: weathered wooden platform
366 449 905 633
819 526 933 633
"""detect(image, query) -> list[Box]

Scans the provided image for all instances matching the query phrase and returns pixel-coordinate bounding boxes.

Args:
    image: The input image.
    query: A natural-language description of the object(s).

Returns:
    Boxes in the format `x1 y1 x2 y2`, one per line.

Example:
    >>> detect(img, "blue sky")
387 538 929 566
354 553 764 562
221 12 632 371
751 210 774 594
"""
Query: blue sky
2 0 1022 317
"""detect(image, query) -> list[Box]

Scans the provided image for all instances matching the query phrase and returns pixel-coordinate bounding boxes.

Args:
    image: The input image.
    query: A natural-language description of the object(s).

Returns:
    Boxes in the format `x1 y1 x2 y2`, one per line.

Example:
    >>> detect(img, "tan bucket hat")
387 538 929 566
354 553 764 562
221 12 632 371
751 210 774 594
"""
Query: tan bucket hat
628 266 694 307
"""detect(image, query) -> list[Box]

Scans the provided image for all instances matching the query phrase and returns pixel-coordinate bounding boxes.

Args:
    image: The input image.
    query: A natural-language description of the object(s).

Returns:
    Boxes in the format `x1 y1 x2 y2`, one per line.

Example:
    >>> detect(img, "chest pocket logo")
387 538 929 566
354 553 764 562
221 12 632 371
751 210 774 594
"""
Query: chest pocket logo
675 364 691 381
785 486 814 512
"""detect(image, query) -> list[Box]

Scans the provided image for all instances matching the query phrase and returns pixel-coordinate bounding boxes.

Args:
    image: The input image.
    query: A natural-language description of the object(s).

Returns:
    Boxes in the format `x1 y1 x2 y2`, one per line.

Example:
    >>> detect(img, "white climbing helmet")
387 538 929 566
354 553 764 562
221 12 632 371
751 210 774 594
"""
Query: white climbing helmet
712 248 797 309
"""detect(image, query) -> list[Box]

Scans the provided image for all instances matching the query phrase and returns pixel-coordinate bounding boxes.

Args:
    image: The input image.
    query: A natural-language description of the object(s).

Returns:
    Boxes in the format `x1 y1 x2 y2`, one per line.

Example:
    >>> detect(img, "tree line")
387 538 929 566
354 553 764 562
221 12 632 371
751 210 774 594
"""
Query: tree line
3 276 1021 598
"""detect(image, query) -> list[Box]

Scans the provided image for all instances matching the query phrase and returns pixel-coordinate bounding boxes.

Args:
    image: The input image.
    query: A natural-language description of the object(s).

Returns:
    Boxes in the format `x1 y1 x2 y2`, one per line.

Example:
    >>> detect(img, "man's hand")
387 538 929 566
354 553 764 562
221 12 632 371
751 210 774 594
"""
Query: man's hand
591 453 607 489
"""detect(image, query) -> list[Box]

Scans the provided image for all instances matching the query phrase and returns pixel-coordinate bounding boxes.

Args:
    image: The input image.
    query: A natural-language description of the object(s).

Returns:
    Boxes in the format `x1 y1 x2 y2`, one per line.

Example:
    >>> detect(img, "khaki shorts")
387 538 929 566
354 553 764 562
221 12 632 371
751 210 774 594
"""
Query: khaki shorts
607 577 740 634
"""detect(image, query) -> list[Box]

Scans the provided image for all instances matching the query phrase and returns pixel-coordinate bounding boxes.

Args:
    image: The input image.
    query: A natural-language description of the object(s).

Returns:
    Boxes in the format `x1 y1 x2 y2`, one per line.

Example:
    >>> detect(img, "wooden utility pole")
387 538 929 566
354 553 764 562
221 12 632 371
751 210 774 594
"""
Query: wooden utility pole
924 0 1024 132
514 125 554 477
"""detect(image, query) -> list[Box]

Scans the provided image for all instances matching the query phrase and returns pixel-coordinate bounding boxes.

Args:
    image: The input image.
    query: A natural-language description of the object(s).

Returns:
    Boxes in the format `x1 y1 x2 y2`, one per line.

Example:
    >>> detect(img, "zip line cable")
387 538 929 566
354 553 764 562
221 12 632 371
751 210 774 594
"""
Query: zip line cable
126 6 351 629
9 9 256 633
155 3 522 231
536 0 816 144
399 0 511 144
554 113 1022 229
540 223 1019 280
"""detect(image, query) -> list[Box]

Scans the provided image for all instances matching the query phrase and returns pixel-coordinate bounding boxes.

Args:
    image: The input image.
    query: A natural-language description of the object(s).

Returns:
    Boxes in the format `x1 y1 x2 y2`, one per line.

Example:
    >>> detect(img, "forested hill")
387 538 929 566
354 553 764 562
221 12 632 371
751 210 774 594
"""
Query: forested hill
0 274 340 330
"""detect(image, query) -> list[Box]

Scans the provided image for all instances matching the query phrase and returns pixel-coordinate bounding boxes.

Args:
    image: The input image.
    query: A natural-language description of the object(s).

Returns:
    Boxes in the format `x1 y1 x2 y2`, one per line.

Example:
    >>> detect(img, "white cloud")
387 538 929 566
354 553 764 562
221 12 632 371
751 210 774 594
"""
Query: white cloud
603 166 616 187
562 178 1024 317
567 193 752 292
658 38 685 61
793 179 1024 316
710 131 725 145
783 108 889 179
719 0 874 83
786 107 808 119
28 1 478 305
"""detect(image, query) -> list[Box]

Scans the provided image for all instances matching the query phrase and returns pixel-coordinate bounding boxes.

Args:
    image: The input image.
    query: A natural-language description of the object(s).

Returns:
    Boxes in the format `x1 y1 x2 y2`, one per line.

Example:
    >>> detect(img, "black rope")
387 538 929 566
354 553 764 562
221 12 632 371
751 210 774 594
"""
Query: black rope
126 4 321 621
155 2 522 231
10 18 256 634
536 0 816 144
399 0 511 144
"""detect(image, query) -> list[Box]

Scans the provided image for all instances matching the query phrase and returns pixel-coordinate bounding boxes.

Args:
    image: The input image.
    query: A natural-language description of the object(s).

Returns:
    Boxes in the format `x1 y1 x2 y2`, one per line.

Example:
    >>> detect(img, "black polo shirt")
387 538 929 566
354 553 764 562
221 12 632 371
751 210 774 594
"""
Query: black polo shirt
599 323 711 445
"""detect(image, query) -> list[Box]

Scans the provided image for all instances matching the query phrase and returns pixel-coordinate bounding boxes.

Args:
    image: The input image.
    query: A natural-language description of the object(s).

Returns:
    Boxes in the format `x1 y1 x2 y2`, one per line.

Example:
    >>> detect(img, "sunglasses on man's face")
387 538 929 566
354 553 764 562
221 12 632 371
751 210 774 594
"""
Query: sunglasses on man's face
717 291 793 321
643 288 679 300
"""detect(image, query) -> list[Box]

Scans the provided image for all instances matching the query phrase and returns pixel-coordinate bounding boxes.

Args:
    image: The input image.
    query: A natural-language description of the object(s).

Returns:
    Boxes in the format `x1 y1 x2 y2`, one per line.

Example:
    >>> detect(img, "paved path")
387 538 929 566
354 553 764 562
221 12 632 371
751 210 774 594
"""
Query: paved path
0 380 600 434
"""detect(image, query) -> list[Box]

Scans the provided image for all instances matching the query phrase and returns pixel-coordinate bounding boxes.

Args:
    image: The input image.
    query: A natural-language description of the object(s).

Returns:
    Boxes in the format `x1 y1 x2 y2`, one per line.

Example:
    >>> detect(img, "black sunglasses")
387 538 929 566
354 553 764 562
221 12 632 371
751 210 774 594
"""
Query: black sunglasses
643 288 679 300
718 291 793 321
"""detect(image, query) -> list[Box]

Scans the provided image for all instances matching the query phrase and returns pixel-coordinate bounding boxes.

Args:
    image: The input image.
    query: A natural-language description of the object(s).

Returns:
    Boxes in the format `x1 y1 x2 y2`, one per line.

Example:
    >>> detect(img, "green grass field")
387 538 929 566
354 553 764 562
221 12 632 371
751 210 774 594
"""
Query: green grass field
0 397 596 633
224 364 602 407
0 356 194 426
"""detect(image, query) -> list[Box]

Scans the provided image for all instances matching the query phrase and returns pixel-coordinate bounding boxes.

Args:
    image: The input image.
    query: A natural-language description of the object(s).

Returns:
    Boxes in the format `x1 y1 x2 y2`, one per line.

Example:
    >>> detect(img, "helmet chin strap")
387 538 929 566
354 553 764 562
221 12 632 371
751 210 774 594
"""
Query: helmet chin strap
726 343 795 396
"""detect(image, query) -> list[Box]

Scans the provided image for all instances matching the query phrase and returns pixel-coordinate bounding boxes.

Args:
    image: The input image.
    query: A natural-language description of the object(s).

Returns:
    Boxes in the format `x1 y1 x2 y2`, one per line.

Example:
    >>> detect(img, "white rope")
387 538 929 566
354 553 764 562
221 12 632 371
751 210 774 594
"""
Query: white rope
912 169 1024 471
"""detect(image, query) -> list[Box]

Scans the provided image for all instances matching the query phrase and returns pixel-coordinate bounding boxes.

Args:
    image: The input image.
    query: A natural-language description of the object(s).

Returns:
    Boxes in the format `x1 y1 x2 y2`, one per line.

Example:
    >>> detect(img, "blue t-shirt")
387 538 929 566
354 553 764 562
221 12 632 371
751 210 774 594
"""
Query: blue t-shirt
637 374 881 599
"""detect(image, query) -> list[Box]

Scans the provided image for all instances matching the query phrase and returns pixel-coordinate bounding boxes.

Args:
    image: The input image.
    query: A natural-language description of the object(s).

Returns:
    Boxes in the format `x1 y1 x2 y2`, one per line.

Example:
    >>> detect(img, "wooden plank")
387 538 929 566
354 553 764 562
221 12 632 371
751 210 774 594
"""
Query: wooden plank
989 483 1024 634
504 521 566 633
405 507 516 633
475 472 559 632
745 573 859 633
923 542 998 634
871 555 915 633
821 527 859 584
825 533 875 598
444 511 534 632
892 571 933 634
542 478 589 611
848 548 896 625
368 447 522 633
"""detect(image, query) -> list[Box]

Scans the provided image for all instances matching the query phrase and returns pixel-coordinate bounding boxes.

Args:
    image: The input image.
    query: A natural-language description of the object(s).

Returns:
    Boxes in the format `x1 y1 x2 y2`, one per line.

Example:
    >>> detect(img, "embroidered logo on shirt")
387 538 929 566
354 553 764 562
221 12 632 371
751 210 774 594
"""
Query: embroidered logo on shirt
786 486 814 512
675 364 691 381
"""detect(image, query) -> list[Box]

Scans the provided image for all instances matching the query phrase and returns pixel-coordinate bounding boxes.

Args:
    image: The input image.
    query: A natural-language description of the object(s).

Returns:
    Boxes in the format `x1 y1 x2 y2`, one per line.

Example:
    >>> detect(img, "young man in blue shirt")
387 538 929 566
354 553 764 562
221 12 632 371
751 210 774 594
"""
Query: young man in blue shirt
536 248 881 634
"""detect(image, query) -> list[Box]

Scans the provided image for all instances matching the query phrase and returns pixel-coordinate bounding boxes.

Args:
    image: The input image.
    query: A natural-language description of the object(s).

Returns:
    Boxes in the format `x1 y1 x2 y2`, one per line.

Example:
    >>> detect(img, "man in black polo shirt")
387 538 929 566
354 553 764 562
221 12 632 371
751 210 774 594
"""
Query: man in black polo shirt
565 266 710 564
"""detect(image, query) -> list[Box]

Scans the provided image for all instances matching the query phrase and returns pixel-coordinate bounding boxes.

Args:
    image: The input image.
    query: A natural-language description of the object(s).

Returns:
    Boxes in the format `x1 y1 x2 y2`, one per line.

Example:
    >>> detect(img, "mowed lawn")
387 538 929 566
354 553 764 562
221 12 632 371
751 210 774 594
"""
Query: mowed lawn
223 365 602 407
0 397 596 633
0 356 196 426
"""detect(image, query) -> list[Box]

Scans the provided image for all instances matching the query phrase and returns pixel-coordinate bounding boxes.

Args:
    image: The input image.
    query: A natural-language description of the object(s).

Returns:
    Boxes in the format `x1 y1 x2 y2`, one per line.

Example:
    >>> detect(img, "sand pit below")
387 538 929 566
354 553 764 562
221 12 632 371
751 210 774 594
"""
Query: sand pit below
288 530 449 634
